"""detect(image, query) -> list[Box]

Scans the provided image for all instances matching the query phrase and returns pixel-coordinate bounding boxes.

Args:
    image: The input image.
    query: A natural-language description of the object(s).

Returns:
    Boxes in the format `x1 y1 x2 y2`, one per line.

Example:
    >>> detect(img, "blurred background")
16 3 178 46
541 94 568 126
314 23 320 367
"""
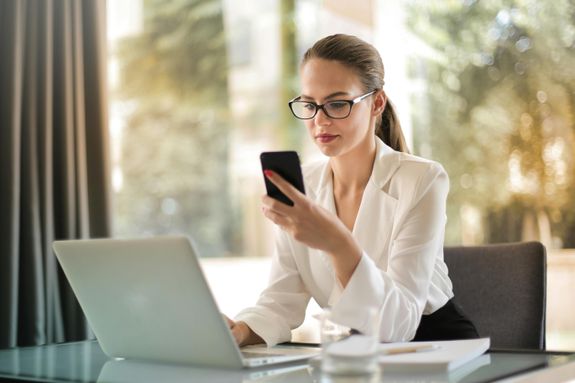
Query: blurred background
106 0 575 350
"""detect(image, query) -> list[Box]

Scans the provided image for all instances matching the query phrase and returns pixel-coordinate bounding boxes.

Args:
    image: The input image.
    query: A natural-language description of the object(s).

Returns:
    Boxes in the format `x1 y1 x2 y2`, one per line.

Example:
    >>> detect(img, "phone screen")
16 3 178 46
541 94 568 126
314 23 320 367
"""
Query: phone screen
260 151 305 206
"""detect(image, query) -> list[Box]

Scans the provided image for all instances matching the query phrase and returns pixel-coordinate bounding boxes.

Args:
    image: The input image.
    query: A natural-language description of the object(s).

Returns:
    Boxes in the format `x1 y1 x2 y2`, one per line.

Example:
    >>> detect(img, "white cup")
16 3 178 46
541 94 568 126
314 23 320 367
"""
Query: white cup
320 307 381 376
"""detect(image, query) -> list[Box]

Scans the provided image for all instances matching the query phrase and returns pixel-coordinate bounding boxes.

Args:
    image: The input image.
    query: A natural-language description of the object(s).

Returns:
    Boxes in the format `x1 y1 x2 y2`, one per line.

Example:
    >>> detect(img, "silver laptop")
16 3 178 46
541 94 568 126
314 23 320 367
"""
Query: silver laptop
52 236 319 368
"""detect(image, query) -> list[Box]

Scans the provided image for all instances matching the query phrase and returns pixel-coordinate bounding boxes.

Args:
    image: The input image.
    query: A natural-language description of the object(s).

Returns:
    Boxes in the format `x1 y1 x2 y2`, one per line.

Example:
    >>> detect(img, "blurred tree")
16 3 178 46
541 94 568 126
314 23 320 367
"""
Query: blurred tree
113 0 238 256
406 0 575 246
279 0 301 150
118 0 228 106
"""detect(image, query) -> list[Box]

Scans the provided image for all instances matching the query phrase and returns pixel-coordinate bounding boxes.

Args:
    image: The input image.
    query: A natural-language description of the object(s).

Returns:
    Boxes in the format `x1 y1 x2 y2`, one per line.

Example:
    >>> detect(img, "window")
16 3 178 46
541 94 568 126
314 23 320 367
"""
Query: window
108 0 575 349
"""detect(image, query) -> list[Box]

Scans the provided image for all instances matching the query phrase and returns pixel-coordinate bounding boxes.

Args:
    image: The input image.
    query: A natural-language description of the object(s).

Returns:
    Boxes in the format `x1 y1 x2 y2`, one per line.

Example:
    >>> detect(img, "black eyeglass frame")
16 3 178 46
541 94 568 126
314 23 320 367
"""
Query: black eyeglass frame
288 90 377 120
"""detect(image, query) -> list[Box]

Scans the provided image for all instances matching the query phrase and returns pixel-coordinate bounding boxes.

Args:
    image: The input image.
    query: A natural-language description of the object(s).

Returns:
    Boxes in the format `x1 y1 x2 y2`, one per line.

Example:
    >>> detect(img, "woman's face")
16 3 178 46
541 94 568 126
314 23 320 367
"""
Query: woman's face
299 58 382 158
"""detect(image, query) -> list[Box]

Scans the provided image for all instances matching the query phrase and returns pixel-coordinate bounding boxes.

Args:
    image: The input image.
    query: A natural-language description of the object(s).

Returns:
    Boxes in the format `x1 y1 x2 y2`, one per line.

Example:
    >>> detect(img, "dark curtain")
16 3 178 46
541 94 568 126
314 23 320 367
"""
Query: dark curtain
0 0 111 348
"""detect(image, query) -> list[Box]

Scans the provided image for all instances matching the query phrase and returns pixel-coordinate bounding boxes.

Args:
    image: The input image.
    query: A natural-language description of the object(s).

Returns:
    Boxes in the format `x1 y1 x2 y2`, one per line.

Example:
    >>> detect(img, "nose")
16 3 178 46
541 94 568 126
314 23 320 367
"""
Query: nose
313 107 331 126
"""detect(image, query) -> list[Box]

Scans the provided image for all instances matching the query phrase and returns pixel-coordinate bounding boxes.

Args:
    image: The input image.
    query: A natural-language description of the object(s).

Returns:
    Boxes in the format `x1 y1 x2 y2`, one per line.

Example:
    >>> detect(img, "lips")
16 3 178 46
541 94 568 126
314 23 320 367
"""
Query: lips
316 134 339 143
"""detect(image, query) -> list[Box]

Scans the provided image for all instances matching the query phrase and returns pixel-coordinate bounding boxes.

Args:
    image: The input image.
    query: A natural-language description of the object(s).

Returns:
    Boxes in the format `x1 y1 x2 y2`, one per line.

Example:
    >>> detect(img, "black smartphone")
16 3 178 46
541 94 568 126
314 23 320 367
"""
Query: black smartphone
260 151 306 206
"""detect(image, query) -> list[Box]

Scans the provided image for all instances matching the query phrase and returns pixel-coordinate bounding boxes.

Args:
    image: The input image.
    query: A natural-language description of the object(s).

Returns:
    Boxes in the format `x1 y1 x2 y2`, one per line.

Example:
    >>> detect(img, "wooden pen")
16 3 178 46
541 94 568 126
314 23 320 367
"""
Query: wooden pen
380 344 440 355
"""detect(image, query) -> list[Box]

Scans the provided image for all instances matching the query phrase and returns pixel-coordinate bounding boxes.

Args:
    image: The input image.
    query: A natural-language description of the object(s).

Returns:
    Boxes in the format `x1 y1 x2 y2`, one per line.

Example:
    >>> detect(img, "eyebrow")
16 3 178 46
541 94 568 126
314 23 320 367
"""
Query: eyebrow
299 91 350 101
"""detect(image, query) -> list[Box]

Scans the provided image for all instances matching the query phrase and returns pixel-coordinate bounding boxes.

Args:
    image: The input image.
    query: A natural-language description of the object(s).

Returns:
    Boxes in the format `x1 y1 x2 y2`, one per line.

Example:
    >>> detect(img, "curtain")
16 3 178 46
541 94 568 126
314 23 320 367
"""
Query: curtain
0 0 111 348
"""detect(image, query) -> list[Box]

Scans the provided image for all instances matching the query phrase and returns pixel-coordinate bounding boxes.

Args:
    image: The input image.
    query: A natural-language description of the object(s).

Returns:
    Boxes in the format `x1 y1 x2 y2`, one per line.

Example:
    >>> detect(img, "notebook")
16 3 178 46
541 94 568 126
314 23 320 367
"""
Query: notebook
52 236 319 368
378 337 491 372
382 353 492 383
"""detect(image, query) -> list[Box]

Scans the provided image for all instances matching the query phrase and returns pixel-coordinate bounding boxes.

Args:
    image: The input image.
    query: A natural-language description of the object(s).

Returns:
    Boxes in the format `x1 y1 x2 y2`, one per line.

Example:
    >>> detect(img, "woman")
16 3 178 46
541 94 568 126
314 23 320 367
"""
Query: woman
226 34 478 346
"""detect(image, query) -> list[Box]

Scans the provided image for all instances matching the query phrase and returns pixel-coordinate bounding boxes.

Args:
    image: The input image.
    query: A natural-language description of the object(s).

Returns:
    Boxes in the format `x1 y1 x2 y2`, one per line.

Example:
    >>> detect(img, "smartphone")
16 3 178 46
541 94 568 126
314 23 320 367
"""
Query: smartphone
260 151 306 206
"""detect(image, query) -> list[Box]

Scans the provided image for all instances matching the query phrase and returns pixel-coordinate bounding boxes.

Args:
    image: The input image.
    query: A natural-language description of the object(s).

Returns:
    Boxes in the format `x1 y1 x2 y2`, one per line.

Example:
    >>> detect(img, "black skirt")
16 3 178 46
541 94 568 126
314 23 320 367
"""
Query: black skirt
413 298 479 341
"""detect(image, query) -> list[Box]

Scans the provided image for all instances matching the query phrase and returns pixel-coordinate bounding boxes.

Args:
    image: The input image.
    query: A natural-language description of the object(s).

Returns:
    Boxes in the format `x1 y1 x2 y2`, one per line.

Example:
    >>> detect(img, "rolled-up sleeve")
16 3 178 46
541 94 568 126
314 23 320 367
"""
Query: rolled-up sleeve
234 227 311 346
330 163 449 342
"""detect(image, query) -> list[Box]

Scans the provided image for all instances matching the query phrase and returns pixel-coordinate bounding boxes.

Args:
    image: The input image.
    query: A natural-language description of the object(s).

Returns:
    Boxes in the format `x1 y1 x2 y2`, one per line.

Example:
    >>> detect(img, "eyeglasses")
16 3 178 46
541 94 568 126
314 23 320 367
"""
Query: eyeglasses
288 90 376 120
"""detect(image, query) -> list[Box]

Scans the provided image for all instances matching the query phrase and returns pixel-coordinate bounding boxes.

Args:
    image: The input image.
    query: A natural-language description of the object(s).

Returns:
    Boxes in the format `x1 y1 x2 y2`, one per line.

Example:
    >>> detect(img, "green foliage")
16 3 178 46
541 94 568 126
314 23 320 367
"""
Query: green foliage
113 0 238 256
279 0 301 150
117 0 228 106
406 0 575 245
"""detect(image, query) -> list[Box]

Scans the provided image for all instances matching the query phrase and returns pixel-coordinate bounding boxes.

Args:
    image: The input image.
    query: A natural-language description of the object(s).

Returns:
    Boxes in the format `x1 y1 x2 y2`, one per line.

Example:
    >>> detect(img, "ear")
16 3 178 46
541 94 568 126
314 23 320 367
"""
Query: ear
372 90 387 117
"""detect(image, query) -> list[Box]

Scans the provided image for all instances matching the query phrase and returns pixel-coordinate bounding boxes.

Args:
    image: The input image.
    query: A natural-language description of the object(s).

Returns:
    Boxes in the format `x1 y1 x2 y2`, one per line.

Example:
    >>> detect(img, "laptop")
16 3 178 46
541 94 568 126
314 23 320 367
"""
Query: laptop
52 236 319 368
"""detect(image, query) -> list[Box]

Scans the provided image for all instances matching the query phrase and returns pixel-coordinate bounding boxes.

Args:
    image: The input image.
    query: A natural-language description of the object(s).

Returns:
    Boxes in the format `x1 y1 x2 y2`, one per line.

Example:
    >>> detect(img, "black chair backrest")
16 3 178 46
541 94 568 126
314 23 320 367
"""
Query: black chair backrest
444 242 546 350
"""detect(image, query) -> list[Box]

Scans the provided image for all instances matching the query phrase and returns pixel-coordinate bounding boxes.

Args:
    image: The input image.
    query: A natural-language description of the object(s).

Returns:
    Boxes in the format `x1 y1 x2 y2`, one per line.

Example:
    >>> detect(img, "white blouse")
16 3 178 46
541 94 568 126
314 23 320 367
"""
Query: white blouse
235 138 454 346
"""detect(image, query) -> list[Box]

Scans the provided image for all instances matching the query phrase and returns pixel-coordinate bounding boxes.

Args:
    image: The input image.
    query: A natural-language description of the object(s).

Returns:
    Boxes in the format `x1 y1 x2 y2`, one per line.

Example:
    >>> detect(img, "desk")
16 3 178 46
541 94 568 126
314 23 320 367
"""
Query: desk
0 341 573 383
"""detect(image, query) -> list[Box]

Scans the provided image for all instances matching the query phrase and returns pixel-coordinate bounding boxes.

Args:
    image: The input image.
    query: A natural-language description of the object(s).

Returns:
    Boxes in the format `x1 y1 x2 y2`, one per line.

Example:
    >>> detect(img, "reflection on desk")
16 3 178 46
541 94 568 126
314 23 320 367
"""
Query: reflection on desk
97 358 311 383
0 340 574 383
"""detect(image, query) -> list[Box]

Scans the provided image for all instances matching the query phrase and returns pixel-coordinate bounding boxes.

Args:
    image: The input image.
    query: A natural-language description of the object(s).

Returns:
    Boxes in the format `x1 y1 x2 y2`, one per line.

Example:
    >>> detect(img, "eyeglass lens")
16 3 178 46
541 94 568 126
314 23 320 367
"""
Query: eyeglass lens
291 101 351 119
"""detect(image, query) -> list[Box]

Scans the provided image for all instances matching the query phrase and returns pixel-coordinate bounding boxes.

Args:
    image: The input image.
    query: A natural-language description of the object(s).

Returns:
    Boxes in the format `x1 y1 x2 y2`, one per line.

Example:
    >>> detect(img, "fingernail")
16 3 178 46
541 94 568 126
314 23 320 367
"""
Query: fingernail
264 170 273 178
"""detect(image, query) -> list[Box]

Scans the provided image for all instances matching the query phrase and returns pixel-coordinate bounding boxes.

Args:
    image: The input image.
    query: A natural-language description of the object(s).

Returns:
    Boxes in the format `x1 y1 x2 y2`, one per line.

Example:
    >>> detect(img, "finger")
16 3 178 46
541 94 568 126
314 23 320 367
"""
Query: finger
261 204 288 219
263 207 291 227
222 314 235 329
261 195 292 215
231 326 243 345
263 170 304 205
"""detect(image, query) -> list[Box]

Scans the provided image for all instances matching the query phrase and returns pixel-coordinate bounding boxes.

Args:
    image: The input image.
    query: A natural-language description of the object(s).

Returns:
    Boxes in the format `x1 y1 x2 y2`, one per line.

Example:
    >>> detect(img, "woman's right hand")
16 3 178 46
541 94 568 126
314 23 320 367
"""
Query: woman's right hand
223 315 264 346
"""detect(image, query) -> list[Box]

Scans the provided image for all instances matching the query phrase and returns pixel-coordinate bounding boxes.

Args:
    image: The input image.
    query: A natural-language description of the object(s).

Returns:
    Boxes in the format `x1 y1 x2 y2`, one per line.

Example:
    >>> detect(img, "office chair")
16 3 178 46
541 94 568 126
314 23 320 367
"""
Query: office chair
444 242 546 350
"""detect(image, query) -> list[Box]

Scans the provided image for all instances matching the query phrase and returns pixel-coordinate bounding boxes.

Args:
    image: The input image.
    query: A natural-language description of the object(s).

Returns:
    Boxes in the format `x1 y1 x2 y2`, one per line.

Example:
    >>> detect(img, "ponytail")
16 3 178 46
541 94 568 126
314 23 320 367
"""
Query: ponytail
375 98 409 153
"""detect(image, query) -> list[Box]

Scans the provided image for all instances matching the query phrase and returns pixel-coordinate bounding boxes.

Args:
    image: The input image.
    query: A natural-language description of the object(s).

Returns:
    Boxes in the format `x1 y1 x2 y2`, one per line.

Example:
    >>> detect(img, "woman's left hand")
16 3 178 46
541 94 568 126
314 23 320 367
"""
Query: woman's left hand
261 170 358 256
